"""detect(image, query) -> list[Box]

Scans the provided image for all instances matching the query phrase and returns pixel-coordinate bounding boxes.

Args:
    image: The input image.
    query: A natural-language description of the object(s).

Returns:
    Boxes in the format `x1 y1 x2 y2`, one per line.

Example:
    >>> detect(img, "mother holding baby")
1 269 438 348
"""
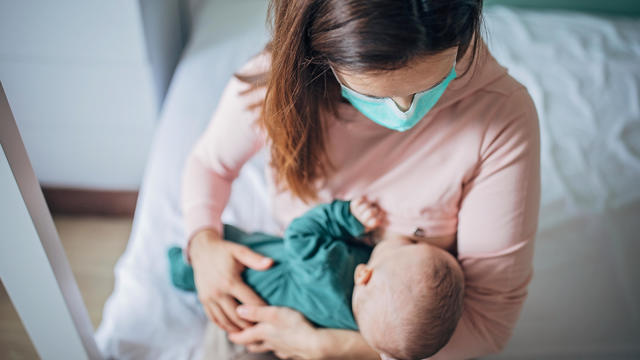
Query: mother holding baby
181 0 541 359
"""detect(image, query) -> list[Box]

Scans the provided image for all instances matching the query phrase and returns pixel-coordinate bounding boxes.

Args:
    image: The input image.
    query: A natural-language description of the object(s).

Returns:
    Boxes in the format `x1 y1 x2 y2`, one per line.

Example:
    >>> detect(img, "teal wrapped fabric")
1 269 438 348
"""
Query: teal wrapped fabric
484 0 640 17
167 200 372 330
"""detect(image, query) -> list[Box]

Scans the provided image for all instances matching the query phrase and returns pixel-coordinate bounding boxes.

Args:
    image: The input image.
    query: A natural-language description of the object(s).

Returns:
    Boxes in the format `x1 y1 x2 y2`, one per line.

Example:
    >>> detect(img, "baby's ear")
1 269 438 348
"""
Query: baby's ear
354 264 373 285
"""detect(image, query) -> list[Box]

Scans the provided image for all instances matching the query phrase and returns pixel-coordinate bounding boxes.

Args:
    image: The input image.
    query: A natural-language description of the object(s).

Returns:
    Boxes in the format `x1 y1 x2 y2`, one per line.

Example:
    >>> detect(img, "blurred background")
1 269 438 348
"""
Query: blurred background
1 0 639 359
0 0 199 357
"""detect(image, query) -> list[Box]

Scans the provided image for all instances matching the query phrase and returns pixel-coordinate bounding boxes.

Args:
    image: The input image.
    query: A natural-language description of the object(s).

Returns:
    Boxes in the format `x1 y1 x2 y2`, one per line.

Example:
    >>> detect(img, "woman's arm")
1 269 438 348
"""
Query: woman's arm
428 88 541 359
181 57 268 263
180 54 273 332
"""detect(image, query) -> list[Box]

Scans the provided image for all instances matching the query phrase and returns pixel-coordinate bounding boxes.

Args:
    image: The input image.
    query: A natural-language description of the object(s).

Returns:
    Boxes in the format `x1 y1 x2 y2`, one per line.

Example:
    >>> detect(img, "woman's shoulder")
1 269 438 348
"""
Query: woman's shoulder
488 74 538 132
221 48 272 118
235 48 272 77
452 54 539 143
463 75 540 165
442 42 538 132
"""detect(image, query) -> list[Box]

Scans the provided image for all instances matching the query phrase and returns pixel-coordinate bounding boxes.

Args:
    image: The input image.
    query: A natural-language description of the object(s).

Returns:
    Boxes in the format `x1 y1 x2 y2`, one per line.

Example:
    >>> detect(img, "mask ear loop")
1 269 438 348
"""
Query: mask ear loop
329 65 388 103
328 65 343 86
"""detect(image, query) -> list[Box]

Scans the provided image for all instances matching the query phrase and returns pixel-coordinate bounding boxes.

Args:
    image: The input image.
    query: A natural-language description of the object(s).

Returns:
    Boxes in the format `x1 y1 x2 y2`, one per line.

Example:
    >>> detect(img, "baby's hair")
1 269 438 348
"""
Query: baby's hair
377 246 465 360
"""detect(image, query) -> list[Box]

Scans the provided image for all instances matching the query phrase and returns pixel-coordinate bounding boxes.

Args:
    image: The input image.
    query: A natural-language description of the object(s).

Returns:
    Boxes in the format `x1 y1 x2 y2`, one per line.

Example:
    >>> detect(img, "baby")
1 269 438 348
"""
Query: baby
168 196 464 359
351 225 465 359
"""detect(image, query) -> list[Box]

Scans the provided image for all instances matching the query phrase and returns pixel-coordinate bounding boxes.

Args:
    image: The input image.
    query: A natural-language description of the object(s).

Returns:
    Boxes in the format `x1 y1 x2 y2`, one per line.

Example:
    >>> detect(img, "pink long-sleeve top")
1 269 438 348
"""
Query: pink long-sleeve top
180 38 541 359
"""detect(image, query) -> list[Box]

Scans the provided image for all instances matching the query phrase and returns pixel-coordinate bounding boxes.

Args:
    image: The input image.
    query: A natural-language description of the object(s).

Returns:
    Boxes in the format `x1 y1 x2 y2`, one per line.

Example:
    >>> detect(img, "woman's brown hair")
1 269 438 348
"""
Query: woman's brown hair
234 0 485 204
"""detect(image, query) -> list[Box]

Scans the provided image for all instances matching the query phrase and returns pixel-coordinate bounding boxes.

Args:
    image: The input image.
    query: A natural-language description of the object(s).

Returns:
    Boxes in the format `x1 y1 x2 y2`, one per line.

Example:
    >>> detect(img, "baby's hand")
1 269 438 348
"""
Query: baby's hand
349 195 385 232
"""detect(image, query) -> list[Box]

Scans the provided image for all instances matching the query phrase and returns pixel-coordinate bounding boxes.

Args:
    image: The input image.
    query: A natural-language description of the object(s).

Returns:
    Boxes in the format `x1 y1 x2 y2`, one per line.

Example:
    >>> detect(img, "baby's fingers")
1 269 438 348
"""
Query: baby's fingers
356 198 371 213
371 212 384 225
367 209 386 229
350 197 365 215
351 195 366 207
365 217 379 228
360 206 374 221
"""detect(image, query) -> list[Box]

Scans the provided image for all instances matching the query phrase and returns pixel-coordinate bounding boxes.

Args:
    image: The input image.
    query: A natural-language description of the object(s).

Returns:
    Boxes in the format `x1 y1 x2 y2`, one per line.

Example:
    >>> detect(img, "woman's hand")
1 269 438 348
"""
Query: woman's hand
189 229 274 333
227 305 319 359
229 305 380 360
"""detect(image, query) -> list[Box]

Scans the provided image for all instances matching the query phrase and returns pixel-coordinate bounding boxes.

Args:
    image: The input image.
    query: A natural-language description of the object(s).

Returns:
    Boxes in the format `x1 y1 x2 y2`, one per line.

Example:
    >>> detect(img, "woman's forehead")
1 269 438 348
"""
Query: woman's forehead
332 48 458 98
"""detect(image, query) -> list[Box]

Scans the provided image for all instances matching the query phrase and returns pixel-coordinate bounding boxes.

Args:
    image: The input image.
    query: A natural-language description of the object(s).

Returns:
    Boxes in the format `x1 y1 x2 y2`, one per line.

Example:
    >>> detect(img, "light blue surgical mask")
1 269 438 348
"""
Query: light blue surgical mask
330 63 456 132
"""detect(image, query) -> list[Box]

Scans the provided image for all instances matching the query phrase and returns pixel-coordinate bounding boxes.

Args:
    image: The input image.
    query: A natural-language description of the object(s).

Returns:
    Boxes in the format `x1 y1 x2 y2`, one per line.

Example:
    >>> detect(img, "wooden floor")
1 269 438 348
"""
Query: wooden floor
0 215 131 359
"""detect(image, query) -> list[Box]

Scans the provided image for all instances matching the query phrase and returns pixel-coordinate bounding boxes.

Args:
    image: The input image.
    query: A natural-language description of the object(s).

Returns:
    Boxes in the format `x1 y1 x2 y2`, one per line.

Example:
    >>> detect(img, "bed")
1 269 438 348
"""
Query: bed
95 1 640 358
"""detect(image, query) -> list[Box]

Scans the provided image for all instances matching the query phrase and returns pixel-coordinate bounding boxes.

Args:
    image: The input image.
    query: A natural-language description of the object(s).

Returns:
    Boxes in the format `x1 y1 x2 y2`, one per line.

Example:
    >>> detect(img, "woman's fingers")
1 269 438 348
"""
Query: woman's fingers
231 281 268 307
208 301 241 333
202 302 217 323
227 323 266 345
246 342 271 354
235 305 279 323
229 242 274 271
218 295 254 329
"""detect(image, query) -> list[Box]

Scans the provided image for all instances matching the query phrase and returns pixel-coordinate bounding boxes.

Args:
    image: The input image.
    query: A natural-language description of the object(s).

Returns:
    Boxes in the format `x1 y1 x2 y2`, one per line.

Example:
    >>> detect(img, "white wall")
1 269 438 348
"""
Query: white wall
0 0 184 190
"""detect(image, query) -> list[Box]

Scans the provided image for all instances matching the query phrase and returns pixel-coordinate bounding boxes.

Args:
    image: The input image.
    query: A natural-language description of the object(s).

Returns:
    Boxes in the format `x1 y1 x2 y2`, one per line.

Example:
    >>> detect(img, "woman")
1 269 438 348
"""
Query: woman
181 0 541 359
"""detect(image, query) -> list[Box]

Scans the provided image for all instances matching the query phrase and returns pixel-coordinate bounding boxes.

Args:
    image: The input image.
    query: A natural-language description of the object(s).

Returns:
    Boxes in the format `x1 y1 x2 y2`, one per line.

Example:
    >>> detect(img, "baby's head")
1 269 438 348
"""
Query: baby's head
352 234 465 360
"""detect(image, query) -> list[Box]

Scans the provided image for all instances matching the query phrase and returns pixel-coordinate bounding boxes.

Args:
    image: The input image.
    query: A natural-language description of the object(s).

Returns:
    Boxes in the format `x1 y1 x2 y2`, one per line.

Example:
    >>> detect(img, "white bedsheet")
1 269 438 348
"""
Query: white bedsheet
95 2 640 359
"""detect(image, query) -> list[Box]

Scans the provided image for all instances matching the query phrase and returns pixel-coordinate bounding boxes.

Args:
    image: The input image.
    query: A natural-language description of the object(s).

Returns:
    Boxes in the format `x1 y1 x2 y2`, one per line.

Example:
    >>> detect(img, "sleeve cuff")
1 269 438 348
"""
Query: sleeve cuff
340 200 366 238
